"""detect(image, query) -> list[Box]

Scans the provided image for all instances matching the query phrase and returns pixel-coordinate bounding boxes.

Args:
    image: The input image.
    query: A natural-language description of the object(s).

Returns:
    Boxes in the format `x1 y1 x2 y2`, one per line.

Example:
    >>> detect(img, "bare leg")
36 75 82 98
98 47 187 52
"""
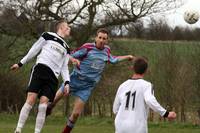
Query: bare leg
52 89 64 107
46 89 64 116
62 97 85 133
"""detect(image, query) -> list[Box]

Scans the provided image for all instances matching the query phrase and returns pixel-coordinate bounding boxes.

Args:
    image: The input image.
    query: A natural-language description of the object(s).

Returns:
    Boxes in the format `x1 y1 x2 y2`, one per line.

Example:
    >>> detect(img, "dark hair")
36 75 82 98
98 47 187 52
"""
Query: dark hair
133 57 148 74
55 19 67 32
96 28 109 36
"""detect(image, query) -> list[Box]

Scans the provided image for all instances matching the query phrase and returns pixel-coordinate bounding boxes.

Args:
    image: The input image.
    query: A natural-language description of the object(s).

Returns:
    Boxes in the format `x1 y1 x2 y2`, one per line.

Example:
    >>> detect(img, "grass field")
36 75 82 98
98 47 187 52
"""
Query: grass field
1 38 200 132
0 114 200 133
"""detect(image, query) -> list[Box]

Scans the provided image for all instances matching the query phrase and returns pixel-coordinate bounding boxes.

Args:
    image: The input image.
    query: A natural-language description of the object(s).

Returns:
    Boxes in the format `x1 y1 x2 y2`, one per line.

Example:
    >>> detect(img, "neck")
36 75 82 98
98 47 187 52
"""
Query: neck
56 31 65 38
131 74 144 79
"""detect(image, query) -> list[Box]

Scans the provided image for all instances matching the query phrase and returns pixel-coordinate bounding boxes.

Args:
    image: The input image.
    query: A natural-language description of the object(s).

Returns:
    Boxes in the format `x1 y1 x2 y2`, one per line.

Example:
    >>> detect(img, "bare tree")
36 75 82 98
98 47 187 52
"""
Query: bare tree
0 0 182 45
125 20 144 38
147 17 172 40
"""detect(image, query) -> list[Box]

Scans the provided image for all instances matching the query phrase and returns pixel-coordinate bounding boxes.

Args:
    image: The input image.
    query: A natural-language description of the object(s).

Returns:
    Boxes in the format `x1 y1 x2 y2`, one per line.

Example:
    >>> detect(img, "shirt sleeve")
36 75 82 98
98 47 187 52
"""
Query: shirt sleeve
61 54 70 83
20 37 46 65
71 48 88 59
113 86 122 114
144 83 167 116
109 54 120 64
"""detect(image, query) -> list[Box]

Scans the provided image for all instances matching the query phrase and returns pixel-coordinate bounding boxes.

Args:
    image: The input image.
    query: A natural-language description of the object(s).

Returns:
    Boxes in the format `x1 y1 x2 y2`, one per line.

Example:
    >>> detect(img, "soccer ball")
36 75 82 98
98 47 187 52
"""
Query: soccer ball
183 10 199 24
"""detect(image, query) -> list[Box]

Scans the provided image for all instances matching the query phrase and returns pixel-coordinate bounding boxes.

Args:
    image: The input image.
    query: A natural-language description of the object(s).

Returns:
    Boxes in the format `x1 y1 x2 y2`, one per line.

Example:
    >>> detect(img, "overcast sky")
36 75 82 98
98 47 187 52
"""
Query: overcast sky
166 0 200 28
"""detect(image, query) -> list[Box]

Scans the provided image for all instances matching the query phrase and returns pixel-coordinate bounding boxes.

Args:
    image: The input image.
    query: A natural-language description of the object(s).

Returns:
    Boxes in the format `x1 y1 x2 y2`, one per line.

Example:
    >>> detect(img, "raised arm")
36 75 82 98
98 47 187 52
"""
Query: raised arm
10 36 46 70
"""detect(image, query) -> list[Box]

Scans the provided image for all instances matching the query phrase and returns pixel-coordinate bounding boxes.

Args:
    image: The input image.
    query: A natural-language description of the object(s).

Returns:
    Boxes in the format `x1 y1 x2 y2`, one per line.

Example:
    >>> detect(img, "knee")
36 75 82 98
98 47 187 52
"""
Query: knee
26 96 36 106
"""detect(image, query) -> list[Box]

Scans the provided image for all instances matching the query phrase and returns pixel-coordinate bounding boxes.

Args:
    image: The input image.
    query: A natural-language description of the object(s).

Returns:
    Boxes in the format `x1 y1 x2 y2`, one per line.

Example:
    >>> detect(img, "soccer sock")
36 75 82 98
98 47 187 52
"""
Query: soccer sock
35 103 47 133
16 102 32 132
62 119 75 133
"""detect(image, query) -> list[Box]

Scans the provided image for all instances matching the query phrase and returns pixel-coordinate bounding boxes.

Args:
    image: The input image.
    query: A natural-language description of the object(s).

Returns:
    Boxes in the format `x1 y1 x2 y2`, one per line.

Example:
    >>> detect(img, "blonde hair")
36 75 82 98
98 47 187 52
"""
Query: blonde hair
55 19 68 32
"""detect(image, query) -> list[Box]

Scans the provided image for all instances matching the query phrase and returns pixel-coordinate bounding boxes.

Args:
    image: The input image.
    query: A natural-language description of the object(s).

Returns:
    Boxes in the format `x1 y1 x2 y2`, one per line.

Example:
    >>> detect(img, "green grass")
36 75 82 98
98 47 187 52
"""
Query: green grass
0 114 200 133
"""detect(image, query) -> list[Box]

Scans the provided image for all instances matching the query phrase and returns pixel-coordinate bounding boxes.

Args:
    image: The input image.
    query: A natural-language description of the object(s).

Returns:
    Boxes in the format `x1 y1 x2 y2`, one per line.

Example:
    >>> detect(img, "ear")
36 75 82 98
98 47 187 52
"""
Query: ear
95 36 98 42
129 66 134 70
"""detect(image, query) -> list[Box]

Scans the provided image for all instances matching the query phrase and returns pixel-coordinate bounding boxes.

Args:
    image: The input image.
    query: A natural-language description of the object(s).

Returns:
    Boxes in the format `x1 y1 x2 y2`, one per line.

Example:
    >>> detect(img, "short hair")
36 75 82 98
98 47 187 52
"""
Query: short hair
55 19 68 32
96 28 109 36
133 57 148 74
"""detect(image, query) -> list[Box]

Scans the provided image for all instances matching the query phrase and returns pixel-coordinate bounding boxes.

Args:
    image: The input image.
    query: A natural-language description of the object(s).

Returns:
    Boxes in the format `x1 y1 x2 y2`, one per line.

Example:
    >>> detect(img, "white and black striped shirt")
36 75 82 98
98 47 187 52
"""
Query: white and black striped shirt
19 32 70 83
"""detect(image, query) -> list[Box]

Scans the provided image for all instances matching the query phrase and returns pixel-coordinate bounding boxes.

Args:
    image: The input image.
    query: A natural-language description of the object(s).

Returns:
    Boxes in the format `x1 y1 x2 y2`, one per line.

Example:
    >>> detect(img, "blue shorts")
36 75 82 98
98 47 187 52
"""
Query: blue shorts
60 72 96 102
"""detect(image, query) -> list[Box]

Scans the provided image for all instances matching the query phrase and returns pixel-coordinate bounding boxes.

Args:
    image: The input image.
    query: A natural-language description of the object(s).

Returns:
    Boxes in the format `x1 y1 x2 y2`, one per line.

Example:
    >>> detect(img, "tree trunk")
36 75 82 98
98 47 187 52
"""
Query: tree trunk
180 104 186 122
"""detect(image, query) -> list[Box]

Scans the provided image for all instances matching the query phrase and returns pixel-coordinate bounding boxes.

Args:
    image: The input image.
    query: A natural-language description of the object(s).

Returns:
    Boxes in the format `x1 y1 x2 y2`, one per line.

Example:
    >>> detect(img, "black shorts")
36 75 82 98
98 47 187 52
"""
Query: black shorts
27 63 58 102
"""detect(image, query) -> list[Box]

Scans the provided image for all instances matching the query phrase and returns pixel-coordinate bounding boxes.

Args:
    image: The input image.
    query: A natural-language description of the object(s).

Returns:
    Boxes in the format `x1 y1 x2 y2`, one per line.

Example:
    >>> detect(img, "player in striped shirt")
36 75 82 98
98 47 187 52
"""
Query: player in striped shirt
113 57 176 133
11 20 71 133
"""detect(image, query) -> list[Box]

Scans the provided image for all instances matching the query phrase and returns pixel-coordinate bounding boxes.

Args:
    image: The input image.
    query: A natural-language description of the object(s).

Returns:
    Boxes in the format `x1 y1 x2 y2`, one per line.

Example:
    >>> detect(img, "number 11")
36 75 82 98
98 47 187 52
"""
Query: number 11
125 91 136 110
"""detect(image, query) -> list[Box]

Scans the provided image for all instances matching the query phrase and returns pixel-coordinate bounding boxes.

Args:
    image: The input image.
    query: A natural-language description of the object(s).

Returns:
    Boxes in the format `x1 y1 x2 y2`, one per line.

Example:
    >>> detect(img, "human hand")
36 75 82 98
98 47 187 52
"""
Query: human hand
127 55 135 61
70 57 80 66
167 111 176 120
63 84 70 96
10 64 19 71
72 58 80 66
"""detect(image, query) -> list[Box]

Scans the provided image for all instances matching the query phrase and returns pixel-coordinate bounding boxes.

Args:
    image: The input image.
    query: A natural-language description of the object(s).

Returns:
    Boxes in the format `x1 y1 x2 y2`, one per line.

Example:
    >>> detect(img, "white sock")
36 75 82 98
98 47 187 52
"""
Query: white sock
35 103 47 133
15 102 32 132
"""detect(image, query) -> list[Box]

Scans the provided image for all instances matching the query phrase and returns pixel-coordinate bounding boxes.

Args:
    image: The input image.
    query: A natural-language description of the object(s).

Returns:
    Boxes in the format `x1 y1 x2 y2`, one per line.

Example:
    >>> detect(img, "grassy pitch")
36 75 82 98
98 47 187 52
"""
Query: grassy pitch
0 114 200 133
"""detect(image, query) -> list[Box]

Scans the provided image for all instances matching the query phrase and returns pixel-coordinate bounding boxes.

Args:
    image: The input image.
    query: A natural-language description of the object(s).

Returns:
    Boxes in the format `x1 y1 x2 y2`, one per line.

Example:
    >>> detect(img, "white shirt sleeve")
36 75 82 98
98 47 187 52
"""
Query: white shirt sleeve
113 86 122 114
144 83 167 116
61 54 70 82
20 37 46 65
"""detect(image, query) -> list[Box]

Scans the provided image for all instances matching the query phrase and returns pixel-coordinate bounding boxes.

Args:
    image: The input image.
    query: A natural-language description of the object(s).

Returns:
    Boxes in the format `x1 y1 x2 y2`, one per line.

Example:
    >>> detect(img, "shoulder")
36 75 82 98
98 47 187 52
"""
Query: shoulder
41 31 54 37
104 45 111 51
139 79 151 86
41 32 58 40
41 32 70 52
139 79 152 91
79 43 95 51
119 80 131 88
82 43 95 48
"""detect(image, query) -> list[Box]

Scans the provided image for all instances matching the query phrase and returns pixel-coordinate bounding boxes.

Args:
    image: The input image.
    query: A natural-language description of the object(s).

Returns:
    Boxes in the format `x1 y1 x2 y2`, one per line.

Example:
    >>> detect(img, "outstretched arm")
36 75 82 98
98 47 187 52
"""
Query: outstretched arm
10 37 45 71
117 55 135 62
109 54 135 64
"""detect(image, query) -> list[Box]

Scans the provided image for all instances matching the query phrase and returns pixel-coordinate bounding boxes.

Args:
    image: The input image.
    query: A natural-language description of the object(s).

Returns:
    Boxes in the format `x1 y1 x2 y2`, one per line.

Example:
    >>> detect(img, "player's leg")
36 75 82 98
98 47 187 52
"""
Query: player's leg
35 66 58 132
15 92 37 133
15 64 42 133
35 96 49 133
62 73 94 133
46 84 64 116
62 97 85 133
52 88 64 106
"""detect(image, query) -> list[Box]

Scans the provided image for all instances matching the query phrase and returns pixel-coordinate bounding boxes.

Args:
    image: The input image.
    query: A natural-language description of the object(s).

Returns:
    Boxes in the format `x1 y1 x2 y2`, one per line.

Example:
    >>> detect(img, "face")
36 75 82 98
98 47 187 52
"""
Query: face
61 22 71 38
95 32 108 50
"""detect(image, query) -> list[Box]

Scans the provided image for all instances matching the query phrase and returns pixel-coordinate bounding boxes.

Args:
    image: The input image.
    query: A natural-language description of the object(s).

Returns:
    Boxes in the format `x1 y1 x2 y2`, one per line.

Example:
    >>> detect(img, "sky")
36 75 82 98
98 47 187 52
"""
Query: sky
166 0 200 28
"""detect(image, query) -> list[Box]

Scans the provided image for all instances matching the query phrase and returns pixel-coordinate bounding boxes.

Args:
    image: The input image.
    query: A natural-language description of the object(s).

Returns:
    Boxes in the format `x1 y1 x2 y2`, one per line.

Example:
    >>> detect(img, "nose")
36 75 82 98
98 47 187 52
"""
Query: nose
100 38 104 43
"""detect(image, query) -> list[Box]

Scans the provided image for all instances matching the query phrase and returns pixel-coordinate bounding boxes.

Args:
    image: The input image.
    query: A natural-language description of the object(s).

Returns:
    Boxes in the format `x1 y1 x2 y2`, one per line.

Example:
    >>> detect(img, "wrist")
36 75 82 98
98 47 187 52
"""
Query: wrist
163 111 169 118
18 62 23 67
64 81 69 86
